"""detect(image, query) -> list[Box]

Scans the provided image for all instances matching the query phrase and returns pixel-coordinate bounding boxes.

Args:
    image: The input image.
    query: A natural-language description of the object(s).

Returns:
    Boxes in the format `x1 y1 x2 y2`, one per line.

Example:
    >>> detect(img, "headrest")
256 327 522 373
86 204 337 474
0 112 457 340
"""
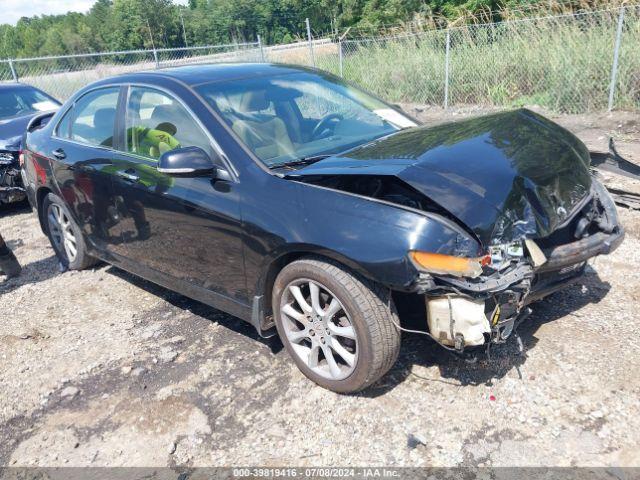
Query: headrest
150 104 181 136
93 108 115 132
151 104 180 124
239 90 270 112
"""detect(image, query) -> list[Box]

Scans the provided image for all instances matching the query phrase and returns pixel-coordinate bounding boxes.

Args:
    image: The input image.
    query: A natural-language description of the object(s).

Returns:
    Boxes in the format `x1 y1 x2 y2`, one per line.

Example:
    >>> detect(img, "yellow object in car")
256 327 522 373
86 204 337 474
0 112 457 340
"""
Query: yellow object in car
127 126 181 159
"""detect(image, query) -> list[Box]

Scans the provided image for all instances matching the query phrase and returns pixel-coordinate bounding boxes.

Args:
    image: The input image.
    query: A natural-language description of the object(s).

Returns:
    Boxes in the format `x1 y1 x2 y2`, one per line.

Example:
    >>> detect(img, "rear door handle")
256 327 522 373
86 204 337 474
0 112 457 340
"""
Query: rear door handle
116 169 140 182
52 148 66 160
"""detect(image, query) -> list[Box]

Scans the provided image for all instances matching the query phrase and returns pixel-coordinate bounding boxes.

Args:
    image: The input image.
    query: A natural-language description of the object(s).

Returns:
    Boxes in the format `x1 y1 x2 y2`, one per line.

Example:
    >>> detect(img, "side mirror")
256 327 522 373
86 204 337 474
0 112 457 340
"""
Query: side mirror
158 146 222 177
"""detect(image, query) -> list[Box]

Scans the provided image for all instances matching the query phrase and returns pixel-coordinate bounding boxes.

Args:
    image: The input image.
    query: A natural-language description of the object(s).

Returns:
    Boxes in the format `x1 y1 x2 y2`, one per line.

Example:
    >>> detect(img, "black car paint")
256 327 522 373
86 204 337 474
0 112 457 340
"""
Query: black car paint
292 109 593 247
21 64 623 336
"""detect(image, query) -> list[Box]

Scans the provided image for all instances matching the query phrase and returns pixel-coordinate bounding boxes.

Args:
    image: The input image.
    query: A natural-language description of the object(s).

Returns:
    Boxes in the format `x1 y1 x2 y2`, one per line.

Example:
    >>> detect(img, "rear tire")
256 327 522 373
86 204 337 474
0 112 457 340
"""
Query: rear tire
42 193 97 270
272 257 400 393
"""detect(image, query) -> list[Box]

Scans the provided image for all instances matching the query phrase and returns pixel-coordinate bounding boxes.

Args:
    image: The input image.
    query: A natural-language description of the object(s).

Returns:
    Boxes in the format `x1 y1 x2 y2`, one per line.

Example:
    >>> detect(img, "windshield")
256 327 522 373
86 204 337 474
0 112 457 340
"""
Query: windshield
0 87 59 121
196 71 416 167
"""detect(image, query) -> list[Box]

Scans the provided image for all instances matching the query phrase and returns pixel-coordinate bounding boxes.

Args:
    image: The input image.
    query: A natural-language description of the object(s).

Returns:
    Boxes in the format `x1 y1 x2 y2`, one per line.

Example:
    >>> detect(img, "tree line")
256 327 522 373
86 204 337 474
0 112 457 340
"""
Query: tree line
0 0 512 59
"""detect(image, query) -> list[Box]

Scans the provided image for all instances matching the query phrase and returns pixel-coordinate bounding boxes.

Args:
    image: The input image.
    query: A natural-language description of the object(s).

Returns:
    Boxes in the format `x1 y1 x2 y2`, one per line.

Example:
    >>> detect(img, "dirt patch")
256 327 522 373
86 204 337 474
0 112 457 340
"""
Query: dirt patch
1 110 639 467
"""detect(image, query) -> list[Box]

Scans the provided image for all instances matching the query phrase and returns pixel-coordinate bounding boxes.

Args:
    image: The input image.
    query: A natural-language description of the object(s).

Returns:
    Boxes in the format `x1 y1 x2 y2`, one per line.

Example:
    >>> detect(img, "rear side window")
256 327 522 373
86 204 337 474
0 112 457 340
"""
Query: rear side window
56 87 120 147
123 86 213 161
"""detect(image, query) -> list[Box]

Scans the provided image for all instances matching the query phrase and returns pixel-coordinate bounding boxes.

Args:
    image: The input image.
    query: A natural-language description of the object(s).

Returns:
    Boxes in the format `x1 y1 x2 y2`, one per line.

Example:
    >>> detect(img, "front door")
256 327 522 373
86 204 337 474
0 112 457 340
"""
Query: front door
108 86 246 305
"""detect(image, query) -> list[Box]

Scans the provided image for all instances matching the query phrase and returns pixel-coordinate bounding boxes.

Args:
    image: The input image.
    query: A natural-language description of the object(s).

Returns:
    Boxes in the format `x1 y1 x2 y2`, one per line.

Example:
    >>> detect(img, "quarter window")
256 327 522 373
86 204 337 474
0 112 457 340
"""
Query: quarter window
124 87 212 161
57 87 120 147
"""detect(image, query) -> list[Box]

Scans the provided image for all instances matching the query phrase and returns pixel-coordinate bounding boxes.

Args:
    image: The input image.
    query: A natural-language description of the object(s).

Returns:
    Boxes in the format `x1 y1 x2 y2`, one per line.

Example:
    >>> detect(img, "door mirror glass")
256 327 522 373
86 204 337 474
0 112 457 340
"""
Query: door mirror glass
157 146 216 176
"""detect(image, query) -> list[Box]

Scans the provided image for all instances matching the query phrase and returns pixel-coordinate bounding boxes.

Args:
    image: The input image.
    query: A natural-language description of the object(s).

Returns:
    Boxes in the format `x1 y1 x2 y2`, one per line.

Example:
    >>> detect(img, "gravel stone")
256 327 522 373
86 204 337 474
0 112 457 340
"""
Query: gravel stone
60 387 79 398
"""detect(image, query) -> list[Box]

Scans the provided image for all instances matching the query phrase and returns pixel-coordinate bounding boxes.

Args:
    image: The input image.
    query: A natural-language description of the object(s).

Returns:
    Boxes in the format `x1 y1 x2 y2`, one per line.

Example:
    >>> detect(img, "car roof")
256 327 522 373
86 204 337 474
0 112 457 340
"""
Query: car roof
119 63 314 88
0 82 42 91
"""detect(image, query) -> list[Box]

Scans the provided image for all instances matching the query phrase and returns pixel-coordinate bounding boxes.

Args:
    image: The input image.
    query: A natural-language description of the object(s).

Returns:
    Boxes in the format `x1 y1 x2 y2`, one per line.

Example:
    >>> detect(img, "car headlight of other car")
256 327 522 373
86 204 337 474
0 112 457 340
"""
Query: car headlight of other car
409 251 491 278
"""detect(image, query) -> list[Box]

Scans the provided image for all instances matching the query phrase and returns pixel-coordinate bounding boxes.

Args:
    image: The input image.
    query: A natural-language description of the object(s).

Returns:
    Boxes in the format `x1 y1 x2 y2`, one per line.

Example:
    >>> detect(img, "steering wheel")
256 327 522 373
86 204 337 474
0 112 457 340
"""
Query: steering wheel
311 113 344 139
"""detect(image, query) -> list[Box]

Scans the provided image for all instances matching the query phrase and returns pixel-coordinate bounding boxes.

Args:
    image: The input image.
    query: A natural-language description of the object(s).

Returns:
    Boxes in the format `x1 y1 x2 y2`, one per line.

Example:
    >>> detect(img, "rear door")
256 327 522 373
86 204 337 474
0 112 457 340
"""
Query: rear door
108 85 246 304
48 86 123 253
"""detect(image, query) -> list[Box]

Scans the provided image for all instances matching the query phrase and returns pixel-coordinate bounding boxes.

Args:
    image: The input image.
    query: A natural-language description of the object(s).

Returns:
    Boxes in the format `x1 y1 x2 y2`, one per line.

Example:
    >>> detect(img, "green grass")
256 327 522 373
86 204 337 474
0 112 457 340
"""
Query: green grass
315 8 640 113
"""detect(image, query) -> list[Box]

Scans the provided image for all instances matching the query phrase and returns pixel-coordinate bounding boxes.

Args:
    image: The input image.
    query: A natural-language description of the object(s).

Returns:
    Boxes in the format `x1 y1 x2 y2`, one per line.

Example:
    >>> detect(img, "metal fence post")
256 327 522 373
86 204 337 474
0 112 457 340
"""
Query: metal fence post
444 29 451 109
152 48 160 68
607 6 625 112
305 18 316 67
146 20 160 68
338 40 344 77
8 59 18 82
257 35 265 62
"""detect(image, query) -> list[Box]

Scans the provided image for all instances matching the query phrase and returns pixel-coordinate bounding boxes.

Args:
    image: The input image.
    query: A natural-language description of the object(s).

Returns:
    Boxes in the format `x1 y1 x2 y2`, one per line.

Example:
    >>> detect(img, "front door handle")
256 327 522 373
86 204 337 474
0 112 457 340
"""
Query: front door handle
116 169 140 182
52 148 66 160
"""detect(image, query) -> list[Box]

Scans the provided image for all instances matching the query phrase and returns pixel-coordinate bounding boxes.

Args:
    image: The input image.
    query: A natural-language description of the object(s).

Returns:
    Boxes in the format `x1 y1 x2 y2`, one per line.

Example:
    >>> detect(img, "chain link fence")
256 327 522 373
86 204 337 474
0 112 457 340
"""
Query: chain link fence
0 42 262 101
1 6 639 113
269 5 639 114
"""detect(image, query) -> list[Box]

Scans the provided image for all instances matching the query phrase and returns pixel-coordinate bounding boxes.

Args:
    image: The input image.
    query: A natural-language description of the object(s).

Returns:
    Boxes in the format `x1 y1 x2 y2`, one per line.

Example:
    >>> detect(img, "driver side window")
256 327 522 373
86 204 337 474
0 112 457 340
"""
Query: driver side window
124 87 213 162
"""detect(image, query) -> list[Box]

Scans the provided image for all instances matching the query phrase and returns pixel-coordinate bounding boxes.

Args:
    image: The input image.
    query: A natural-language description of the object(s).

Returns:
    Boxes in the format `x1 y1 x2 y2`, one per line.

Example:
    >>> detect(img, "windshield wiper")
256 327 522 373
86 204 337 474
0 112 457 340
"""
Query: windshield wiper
269 154 332 170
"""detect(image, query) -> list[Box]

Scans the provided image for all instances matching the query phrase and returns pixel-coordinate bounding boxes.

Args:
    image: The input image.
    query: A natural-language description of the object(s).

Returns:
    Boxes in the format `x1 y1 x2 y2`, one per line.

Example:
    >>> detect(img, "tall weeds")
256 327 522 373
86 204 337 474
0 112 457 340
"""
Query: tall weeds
318 3 640 113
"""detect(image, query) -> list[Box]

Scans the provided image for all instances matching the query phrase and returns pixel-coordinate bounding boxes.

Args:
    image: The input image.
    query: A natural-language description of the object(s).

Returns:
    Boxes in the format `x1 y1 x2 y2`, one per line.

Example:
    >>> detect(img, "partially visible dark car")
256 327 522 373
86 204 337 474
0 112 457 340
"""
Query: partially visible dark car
21 64 623 392
0 83 60 204
0 232 21 278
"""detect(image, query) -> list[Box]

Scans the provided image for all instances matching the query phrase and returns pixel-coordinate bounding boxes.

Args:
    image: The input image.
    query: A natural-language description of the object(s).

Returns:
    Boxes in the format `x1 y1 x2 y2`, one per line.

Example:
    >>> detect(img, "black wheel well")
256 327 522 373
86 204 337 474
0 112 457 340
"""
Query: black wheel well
35 187 52 234
262 252 309 318
261 251 427 332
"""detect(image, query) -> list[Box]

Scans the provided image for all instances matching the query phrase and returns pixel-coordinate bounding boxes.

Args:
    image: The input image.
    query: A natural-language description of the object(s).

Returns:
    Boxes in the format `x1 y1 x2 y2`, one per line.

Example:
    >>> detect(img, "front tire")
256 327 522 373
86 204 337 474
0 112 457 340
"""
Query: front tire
42 193 97 270
272 257 401 393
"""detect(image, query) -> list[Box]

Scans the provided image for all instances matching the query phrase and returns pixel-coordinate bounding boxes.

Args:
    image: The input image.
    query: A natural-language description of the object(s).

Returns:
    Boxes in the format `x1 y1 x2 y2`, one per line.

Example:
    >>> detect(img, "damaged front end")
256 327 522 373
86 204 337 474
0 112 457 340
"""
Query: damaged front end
410 178 623 352
289 109 626 353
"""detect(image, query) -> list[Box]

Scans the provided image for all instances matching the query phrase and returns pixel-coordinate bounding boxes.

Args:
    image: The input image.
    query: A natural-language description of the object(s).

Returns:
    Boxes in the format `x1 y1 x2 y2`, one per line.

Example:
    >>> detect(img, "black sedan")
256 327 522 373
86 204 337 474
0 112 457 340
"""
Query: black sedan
1 83 60 204
21 64 623 392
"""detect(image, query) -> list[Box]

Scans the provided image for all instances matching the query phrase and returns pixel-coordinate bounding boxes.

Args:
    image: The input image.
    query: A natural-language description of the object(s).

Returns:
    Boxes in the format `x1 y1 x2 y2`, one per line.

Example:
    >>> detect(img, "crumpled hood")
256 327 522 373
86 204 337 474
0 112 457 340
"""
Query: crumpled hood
295 109 592 246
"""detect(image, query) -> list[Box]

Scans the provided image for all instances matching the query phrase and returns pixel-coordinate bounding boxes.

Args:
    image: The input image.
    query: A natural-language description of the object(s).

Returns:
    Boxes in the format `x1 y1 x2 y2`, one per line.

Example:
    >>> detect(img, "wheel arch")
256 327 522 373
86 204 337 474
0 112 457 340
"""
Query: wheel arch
256 245 388 330
35 186 53 234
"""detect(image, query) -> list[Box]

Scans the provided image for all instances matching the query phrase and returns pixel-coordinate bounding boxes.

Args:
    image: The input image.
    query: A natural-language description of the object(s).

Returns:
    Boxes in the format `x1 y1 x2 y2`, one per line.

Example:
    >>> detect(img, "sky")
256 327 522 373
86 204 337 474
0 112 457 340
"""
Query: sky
3 0 189 26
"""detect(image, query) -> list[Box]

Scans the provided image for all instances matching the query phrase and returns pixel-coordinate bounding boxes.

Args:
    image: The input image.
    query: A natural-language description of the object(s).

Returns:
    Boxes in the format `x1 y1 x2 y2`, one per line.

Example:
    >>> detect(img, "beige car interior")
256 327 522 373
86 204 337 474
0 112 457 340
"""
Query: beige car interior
230 90 296 160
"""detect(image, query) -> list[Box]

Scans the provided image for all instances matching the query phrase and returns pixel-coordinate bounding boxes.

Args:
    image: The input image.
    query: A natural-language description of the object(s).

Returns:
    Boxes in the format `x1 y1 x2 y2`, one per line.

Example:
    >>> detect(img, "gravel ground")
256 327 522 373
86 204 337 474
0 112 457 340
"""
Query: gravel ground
1 108 639 468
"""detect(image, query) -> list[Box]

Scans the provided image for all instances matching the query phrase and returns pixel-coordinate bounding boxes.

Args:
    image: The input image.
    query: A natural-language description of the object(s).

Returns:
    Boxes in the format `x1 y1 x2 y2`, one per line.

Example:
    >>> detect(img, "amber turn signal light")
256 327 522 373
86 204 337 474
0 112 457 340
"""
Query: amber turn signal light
409 251 490 278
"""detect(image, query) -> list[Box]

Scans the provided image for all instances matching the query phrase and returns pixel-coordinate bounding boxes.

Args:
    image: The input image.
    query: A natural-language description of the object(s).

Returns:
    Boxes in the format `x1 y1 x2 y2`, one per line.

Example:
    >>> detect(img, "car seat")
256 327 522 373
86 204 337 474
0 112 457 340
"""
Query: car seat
93 107 116 146
230 90 295 160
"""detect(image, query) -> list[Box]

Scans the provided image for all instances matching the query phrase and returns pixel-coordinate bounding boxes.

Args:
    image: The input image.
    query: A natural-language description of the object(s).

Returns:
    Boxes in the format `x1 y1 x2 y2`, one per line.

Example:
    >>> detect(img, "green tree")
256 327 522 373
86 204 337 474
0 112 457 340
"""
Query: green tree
111 0 180 49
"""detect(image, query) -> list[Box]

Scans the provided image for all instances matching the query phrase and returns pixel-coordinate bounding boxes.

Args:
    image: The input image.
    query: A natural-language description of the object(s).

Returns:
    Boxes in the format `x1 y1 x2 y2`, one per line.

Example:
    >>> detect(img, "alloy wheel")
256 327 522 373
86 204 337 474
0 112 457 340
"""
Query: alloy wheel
279 279 358 380
47 203 78 262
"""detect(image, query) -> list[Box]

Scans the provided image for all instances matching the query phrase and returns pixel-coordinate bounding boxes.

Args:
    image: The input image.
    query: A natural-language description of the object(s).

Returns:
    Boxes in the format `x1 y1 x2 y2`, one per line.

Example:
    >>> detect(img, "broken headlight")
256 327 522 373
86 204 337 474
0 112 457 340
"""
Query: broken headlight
488 241 524 271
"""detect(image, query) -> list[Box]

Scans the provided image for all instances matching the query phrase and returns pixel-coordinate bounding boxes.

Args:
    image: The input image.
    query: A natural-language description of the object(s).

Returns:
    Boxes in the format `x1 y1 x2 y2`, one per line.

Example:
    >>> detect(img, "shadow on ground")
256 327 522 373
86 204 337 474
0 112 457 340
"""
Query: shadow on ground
104 262 611 397
363 269 611 397
106 266 283 354
0 255 60 295
0 200 31 218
